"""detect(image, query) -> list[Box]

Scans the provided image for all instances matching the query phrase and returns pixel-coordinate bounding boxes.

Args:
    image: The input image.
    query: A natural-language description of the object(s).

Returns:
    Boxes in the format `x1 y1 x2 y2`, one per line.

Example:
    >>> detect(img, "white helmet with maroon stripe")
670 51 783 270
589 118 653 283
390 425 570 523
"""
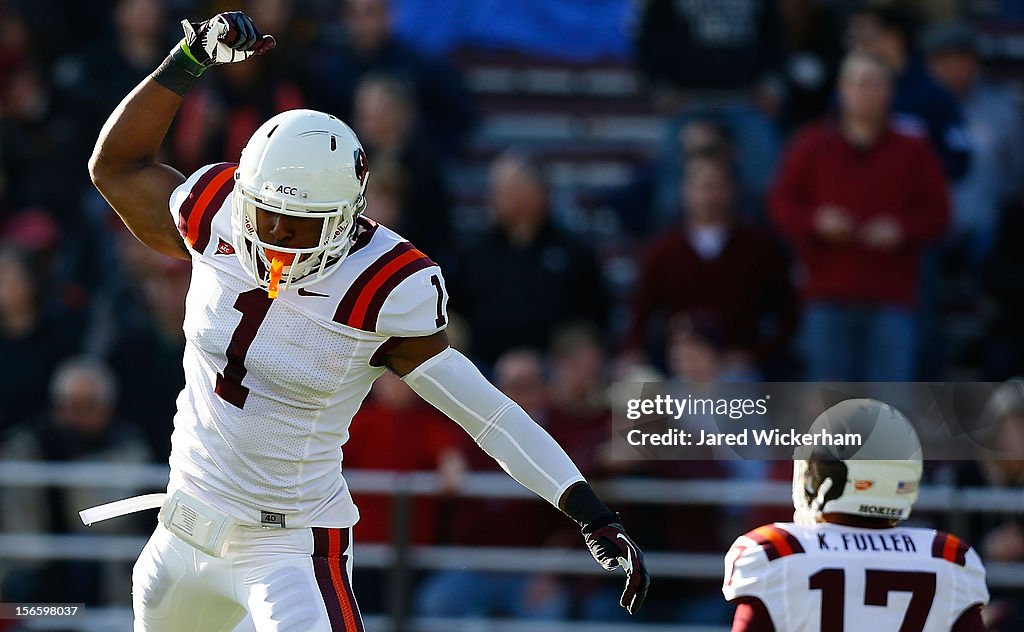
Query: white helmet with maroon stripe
793 398 923 526
231 109 369 291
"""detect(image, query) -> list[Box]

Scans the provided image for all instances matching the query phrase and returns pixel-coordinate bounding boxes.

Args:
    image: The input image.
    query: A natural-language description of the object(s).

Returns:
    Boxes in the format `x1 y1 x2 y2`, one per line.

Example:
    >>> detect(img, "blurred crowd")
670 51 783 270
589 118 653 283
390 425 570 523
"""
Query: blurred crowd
3 0 1024 627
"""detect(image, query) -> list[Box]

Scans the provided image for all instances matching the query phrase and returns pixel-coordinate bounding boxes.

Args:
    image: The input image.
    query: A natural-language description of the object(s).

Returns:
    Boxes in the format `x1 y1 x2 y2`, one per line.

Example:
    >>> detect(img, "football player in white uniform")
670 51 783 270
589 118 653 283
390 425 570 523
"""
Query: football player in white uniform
723 399 988 631
87 11 649 631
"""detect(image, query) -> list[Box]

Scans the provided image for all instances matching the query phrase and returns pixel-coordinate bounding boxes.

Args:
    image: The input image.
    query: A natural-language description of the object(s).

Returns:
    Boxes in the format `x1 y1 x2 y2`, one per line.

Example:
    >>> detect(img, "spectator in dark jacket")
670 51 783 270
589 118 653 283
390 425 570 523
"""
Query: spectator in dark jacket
634 0 784 203
105 257 189 461
53 0 169 140
0 247 79 433
771 53 949 381
634 0 783 97
623 154 798 378
926 22 1024 264
452 153 611 367
310 0 475 154
0 357 150 605
353 74 452 264
171 54 305 173
846 4 971 181
984 193 1024 380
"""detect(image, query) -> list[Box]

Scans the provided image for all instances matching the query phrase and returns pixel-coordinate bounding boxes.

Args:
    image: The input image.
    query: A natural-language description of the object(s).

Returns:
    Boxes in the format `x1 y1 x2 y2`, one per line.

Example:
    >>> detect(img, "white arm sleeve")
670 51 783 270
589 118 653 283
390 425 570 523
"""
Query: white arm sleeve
402 347 585 507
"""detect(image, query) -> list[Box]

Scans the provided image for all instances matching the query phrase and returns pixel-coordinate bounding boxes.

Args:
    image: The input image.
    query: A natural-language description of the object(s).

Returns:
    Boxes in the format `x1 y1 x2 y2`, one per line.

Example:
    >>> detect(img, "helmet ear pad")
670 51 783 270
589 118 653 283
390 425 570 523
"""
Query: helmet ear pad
805 454 848 508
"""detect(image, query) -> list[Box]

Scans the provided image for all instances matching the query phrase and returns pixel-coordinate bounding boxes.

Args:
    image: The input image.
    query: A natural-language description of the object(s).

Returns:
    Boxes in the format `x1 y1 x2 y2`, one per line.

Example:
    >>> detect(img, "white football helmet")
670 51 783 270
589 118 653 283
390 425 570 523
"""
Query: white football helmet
793 398 923 525
232 109 369 292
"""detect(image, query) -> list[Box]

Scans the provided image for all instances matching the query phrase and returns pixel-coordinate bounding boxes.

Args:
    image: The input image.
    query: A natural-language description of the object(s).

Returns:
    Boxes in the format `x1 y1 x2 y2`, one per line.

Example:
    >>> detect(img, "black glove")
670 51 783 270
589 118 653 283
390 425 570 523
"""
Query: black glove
583 515 651 615
174 12 275 76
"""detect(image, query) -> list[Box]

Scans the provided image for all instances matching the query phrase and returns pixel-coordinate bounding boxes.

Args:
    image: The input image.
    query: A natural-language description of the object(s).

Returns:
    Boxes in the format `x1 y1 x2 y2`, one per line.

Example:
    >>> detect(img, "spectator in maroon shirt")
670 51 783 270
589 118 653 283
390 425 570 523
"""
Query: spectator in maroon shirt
339 371 465 546
622 153 798 378
770 52 949 381
545 326 611 476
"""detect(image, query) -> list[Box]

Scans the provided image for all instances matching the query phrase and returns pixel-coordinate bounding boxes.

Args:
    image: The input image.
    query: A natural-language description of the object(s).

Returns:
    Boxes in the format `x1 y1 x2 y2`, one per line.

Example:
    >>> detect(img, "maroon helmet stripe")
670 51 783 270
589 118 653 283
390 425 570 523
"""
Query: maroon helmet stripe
333 242 415 326
358 255 435 331
177 163 235 241
193 174 235 252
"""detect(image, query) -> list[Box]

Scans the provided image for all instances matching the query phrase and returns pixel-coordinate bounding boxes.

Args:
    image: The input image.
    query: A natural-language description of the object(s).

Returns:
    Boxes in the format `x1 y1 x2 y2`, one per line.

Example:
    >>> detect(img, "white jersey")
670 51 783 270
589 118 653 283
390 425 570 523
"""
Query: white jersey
165 162 449 529
723 522 988 632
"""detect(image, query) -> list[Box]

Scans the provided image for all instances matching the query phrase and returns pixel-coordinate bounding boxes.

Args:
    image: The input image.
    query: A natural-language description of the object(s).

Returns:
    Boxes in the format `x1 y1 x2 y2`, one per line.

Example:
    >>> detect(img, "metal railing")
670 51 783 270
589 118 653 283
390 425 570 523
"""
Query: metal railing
2 461 1023 631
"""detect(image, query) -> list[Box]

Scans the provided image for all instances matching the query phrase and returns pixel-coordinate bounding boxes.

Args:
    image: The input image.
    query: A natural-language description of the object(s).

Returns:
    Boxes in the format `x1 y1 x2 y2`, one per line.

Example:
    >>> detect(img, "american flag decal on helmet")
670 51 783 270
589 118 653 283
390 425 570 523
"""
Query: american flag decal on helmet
897 481 917 494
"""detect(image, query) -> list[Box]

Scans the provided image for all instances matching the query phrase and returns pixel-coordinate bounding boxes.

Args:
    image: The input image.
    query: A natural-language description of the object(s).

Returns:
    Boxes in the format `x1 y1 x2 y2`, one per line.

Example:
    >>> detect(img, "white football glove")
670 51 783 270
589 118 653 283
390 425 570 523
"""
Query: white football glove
174 12 275 76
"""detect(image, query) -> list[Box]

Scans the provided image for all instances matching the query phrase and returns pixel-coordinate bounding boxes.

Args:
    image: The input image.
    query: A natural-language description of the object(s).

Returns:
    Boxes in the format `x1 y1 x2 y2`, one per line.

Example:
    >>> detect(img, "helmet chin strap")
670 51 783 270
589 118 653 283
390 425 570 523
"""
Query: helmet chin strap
795 476 834 526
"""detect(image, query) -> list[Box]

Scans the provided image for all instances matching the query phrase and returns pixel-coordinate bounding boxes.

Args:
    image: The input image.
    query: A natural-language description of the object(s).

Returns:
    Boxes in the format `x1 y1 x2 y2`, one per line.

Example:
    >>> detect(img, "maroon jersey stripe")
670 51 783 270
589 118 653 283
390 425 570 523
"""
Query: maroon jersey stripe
953 537 970 566
745 525 804 561
193 174 235 252
333 241 415 326
357 255 436 331
932 532 970 566
177 163 235 241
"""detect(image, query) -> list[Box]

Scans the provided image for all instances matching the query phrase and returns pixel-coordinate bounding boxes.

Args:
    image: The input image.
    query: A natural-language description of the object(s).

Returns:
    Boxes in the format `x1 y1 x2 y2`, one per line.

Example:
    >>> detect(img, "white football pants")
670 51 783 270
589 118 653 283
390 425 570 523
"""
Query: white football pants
132 523 364 632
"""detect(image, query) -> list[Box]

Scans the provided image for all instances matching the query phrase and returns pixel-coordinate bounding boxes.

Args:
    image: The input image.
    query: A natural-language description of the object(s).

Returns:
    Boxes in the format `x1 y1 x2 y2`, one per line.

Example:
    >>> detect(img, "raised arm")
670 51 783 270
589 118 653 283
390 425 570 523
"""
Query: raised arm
89 79 189 260
88 12 274 260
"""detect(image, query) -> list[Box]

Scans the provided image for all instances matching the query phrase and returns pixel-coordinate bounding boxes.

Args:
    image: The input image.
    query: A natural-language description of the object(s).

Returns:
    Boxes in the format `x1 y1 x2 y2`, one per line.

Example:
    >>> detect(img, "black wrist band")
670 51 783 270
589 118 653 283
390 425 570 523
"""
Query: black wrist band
152 54 199 97
563 481 617 532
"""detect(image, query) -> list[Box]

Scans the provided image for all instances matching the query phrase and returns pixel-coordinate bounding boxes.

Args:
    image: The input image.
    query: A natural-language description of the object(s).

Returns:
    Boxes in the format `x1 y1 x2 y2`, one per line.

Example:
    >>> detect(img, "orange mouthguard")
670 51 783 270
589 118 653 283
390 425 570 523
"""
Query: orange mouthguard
265 249 295 265
268 258 284 299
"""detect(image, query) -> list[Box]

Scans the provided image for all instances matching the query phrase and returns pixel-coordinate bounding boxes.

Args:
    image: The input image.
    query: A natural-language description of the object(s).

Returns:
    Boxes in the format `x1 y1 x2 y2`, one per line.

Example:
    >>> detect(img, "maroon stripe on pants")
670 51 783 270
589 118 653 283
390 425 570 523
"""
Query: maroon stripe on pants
312 556 346 630
339 562 366 632
312 527 333 558
311 527 357 631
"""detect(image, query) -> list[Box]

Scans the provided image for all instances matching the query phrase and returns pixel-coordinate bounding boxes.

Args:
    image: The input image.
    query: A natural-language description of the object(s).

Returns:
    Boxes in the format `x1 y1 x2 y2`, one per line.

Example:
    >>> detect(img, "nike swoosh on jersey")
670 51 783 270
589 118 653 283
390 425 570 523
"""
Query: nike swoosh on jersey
297 287 330 298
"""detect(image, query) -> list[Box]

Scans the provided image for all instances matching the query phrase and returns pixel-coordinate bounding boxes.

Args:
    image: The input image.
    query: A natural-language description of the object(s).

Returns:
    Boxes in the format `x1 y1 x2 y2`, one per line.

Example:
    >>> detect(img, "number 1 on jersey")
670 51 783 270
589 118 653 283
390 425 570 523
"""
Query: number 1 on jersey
215 289 273 409
430 274 446 327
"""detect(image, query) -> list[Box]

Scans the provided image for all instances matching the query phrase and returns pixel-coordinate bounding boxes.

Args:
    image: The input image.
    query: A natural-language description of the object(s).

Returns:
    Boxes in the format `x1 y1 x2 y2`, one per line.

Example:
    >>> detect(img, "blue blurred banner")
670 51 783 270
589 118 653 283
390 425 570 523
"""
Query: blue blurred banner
392 0 633 61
